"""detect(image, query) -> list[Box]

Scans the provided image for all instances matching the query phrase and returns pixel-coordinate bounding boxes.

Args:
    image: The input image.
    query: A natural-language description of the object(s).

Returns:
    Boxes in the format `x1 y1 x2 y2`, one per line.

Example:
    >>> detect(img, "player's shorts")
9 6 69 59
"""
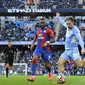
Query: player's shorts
5 56 14 66
60 49 81 62
33 47 52 63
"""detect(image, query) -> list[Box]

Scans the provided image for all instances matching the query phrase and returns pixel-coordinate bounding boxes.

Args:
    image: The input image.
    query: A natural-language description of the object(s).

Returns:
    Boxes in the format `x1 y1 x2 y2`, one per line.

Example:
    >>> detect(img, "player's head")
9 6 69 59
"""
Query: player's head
8 40 12 47
40 18 46 29
66 16 74 29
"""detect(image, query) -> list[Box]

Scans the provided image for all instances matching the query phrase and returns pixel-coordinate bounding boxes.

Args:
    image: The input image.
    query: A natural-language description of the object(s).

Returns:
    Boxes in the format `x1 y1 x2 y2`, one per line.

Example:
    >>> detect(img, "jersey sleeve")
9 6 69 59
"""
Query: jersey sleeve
3 47 7 53
15 48 18 52
34 29 37 35
56 16 68 29
34 29 38 38
47 28 54 38
14 47 18 52
74 28 84 50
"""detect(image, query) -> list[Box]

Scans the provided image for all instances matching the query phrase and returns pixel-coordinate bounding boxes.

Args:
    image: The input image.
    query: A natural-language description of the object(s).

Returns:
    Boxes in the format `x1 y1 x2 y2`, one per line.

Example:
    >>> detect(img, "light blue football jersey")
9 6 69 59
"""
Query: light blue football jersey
57 16 84 50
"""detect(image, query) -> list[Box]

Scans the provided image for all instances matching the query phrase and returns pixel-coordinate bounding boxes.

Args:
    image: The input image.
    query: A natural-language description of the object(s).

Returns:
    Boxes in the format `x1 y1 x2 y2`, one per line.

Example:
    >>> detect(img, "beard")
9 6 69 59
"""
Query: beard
40 25 45 29
68 27 72 29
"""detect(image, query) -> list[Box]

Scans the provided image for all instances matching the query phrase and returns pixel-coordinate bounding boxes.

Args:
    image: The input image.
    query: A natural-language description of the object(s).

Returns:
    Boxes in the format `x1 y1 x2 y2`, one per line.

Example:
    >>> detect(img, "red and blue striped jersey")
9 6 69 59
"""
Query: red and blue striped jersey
35 27 54 50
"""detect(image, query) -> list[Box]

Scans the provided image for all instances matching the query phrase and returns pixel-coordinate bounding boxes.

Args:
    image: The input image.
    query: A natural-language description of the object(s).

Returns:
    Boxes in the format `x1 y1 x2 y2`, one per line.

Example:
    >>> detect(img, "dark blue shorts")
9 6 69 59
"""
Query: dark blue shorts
33 47 52 63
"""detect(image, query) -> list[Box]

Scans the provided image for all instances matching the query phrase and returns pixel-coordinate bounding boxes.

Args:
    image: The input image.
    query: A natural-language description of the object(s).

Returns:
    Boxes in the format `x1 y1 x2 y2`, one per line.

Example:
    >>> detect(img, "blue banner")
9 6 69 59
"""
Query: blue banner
0 8 85 13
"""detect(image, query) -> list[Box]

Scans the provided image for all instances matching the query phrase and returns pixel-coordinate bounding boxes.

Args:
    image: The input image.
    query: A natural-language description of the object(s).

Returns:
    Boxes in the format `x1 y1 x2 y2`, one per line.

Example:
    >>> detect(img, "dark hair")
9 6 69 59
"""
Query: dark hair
8 40 12 42
40 18 45 21
66 16 75 23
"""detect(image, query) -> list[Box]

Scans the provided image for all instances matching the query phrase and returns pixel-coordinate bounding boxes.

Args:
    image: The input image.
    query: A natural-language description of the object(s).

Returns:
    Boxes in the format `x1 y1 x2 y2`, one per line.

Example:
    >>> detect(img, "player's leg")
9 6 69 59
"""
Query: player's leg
8 60 14 75
72 49 85 67
58 58 66 75
5 59 13 78
5 57 9 78
44 62 52 81
82 58 85 66
44 62 51 74
42 50 52 81
27 48 41 82
5 63 9 78
31 56 39 77
57 51 70 76
75 59 84 67
27 56 39 82
55 51 70 84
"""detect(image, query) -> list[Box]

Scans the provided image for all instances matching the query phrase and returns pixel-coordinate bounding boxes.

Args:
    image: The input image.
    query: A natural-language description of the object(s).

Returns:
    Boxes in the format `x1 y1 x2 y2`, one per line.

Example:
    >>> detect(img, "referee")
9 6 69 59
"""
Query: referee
3 40 18 78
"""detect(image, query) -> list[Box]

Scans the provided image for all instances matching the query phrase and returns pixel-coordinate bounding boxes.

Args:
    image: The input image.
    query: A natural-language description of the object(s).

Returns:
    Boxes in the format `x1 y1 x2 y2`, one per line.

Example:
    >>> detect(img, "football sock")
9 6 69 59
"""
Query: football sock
31 59 37 76
6 68 8 78
58 72 64 76
46 67 51 73
31 64 37 76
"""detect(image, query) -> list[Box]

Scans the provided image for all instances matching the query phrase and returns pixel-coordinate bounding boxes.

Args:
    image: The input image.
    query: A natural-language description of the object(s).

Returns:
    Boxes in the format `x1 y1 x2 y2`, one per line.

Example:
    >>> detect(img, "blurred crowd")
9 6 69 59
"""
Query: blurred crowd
0 16 56 41
1 16 85 42
0 0 25 9
38 0 82 9
0 22 35 41
0 0 84 9
0 45 85 75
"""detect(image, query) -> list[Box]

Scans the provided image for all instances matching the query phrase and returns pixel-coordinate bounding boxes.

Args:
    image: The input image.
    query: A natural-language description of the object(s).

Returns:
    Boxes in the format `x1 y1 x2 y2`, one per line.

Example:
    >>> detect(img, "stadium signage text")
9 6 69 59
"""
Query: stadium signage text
8 8 51 13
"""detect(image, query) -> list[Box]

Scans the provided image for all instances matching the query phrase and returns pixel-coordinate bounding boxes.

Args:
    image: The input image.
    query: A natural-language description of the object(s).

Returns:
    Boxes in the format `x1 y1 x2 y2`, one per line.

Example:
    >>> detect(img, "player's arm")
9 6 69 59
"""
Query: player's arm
56 13 68 29
45 38 55 46
2 47 7 55
32 34 37 44
74 31 85 54
0 49 5 57
1 47 7 59
13 47 19 61
43 29 55 46
31 34 37 50
47 28 55 43
15 48 18 58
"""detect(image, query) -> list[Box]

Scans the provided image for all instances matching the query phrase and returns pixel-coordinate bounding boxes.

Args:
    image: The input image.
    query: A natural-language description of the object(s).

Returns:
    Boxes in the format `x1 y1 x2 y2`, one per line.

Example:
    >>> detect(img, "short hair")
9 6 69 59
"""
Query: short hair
40 18 46 24
40 18 45 21
66 16 75 23
8 40 12 42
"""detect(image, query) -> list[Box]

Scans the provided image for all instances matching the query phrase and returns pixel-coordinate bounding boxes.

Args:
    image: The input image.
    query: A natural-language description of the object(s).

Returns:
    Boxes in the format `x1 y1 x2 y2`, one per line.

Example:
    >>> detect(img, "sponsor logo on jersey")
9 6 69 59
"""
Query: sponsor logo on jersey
39 34 42 37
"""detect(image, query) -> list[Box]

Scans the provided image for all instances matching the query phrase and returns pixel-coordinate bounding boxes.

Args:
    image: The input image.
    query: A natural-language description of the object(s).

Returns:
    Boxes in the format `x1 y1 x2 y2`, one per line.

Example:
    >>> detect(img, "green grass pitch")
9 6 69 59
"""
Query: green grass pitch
0 75 85 85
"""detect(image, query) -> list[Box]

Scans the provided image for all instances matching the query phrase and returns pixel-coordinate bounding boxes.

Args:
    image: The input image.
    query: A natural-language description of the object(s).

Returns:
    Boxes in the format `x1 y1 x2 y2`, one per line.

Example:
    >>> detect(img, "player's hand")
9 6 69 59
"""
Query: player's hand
43 41 49 47
15 56 18 62
81 50 85 54
31 43 34 50
14 56 18 63
56 12 60 18
16 56 18 60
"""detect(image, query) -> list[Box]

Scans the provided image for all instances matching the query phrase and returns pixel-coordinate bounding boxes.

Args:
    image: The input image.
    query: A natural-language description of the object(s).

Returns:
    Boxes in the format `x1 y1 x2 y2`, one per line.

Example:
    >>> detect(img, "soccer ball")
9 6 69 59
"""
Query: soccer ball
56 75 66 84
